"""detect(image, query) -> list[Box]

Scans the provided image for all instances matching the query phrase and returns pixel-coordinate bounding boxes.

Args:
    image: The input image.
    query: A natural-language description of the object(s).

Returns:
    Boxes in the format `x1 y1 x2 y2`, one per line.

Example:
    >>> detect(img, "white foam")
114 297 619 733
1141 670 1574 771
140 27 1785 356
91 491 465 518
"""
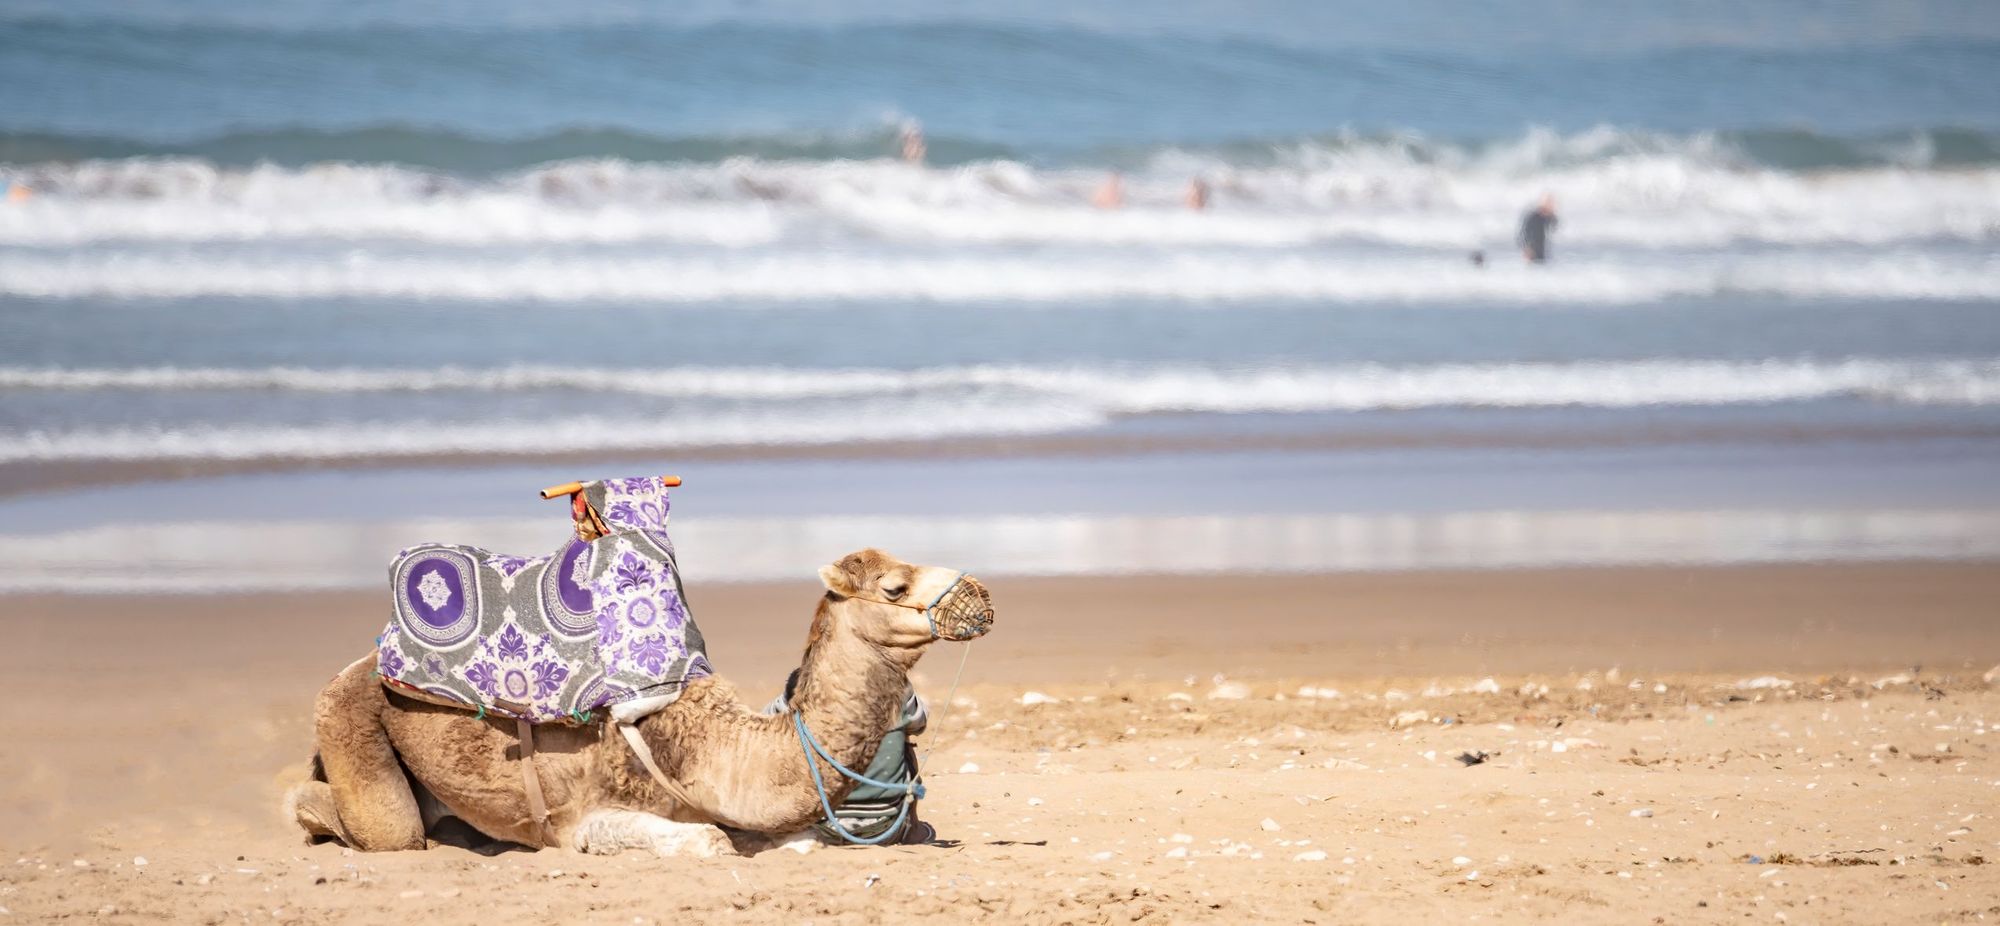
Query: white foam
3 249 1996 303
7 129 2000 250
0 159 787 247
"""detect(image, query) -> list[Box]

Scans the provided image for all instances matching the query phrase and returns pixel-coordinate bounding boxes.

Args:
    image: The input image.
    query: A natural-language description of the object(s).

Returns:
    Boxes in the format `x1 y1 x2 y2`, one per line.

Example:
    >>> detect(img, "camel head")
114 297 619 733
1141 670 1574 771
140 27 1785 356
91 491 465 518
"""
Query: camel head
815 548 995 649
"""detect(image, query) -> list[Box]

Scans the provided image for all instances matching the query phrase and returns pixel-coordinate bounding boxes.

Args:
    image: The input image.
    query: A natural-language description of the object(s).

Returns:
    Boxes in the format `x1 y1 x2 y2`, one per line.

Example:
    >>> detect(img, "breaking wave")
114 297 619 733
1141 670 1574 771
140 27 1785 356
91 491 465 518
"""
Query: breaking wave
5 356 1998 463
5 126 2000 251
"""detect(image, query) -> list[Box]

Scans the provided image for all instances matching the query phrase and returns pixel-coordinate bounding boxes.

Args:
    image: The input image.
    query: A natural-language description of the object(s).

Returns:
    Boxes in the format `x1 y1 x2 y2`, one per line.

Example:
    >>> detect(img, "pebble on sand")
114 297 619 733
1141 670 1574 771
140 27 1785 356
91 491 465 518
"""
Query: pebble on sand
132 856 148 867
958 762 980 774
1736 676 1793 690
1019 691 1060 706
1390 709 1431 729
1207 681 1251 700
1261 818 1281 832
1630 808 1654 818
1471 678 1501 694
1293 850 1328 862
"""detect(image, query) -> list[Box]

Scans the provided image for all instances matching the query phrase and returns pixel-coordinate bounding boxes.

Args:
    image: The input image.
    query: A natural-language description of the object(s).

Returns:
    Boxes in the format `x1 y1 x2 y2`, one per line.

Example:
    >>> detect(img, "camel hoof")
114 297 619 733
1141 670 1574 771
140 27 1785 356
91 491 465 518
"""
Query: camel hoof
284 781 343 845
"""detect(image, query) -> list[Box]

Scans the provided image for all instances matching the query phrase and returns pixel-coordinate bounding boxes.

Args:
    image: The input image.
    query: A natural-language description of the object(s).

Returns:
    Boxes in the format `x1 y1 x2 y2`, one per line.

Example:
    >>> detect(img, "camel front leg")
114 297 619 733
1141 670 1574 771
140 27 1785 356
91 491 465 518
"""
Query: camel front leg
570 809 737 858
313 656 426 851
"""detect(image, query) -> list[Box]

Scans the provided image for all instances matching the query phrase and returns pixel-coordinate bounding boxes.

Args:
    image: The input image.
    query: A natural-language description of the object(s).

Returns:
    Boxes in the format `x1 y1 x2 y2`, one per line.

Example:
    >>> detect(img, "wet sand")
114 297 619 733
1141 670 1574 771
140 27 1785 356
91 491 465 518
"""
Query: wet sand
3 562 1998 923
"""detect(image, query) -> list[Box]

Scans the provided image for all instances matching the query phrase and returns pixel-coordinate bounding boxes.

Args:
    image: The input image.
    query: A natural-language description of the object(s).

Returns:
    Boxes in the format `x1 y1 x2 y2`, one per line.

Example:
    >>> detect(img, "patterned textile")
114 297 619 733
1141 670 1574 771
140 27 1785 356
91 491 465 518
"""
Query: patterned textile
377 476 710 724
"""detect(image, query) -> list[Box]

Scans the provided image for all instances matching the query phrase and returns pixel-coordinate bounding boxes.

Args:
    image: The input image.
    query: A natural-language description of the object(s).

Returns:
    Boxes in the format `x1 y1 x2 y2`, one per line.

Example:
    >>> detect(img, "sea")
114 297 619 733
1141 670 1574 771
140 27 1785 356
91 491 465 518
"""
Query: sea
2 0 1998 591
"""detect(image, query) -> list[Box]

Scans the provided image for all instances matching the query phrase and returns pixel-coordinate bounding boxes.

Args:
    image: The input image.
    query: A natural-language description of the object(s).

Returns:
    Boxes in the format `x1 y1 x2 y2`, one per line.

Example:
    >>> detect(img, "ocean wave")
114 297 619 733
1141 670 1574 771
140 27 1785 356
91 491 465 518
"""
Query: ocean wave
3 250 1995 303
0 402 1106 464
6 130 1997 250
6 358 1997 412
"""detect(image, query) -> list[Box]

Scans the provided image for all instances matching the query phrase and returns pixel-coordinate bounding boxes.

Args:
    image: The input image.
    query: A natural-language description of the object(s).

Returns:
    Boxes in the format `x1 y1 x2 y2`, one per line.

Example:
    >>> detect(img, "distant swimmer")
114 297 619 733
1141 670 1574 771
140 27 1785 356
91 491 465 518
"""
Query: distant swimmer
899 122 927 165
1091 171 1125 209
1184 177 1209 210
1518 193 1558 263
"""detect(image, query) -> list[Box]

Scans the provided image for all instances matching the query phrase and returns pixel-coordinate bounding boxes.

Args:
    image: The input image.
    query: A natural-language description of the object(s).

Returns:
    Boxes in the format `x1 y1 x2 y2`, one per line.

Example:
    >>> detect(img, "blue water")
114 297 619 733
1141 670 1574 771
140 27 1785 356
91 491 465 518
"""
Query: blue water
2 0 1999 589
5 22 2000 164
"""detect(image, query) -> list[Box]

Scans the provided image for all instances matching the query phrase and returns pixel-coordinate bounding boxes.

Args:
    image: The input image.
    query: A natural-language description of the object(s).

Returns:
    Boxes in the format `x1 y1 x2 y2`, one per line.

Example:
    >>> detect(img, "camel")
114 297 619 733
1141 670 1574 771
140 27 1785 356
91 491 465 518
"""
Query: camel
284 548 993 857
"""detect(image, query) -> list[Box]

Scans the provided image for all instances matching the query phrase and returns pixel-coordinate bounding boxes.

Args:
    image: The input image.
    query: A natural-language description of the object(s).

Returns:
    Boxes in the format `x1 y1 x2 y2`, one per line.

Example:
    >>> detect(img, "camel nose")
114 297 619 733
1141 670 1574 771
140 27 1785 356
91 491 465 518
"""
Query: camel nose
939 574 994 640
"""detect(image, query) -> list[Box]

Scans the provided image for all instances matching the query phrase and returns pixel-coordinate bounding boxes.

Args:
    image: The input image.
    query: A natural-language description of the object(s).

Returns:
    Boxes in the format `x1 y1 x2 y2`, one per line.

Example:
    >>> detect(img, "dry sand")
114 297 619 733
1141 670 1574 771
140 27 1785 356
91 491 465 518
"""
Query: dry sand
4 562 1999 923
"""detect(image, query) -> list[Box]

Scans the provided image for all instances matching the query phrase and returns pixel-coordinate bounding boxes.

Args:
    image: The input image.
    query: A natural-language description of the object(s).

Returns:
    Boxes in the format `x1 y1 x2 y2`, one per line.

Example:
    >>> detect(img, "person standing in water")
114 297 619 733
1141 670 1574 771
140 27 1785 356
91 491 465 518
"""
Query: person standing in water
1184 177 1209 210
1518 194 1558 263
1091 171 1125 209
899 122 926 165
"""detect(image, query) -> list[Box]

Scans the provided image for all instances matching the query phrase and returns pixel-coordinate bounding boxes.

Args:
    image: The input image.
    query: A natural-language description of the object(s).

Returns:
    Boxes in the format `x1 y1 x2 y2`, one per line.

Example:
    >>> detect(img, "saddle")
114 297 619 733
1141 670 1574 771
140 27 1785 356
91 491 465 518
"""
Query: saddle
376 475 711 725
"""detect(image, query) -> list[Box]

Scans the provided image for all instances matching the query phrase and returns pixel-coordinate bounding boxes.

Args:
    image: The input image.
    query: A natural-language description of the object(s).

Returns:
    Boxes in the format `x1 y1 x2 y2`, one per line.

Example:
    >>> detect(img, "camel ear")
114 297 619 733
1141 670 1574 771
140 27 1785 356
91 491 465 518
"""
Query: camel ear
819 550 882 596
818 562 855 595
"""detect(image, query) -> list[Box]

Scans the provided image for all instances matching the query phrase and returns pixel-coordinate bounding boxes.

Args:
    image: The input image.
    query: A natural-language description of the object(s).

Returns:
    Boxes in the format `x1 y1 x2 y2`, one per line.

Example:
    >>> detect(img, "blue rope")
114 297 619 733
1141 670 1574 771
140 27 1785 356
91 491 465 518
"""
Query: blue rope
792 711 921 845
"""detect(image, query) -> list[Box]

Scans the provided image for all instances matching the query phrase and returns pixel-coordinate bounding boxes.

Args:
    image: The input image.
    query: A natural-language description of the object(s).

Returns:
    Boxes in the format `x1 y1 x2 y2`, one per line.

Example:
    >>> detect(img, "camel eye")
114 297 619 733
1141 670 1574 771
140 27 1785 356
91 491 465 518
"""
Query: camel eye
881 582 908 600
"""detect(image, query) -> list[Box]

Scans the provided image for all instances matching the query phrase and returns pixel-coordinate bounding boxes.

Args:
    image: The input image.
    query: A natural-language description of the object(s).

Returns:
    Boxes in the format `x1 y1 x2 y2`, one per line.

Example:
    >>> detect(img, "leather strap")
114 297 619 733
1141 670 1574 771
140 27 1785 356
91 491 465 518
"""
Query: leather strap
515 717 558 848
618 722 699 808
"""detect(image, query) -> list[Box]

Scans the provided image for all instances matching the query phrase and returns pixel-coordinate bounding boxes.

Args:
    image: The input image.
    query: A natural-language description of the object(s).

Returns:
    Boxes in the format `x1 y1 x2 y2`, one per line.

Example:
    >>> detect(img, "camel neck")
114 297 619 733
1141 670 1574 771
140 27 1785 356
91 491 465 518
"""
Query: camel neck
788 599 918 770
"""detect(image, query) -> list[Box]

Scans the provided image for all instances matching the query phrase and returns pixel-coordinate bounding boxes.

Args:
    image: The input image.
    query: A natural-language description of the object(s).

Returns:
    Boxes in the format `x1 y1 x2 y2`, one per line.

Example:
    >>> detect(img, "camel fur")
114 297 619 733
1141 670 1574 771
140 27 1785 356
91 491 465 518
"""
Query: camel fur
284 549 991 857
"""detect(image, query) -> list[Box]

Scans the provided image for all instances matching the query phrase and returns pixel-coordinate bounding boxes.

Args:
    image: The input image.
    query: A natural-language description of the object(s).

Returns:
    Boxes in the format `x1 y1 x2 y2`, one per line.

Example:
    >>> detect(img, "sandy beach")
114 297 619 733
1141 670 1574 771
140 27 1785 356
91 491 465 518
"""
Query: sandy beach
5 562 1997 923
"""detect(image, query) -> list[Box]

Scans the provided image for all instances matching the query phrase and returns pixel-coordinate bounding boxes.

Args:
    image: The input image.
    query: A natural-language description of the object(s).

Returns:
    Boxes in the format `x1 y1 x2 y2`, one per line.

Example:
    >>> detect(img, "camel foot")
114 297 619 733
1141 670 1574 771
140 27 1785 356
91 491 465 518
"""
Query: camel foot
571 810 738 859
284 781 345 845
771 830 819 854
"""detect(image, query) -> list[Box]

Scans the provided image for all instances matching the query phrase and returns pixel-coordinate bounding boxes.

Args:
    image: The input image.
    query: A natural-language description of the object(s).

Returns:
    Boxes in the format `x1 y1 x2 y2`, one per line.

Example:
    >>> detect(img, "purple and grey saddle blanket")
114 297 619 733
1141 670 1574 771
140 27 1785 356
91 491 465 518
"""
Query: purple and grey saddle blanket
375 476 711 725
